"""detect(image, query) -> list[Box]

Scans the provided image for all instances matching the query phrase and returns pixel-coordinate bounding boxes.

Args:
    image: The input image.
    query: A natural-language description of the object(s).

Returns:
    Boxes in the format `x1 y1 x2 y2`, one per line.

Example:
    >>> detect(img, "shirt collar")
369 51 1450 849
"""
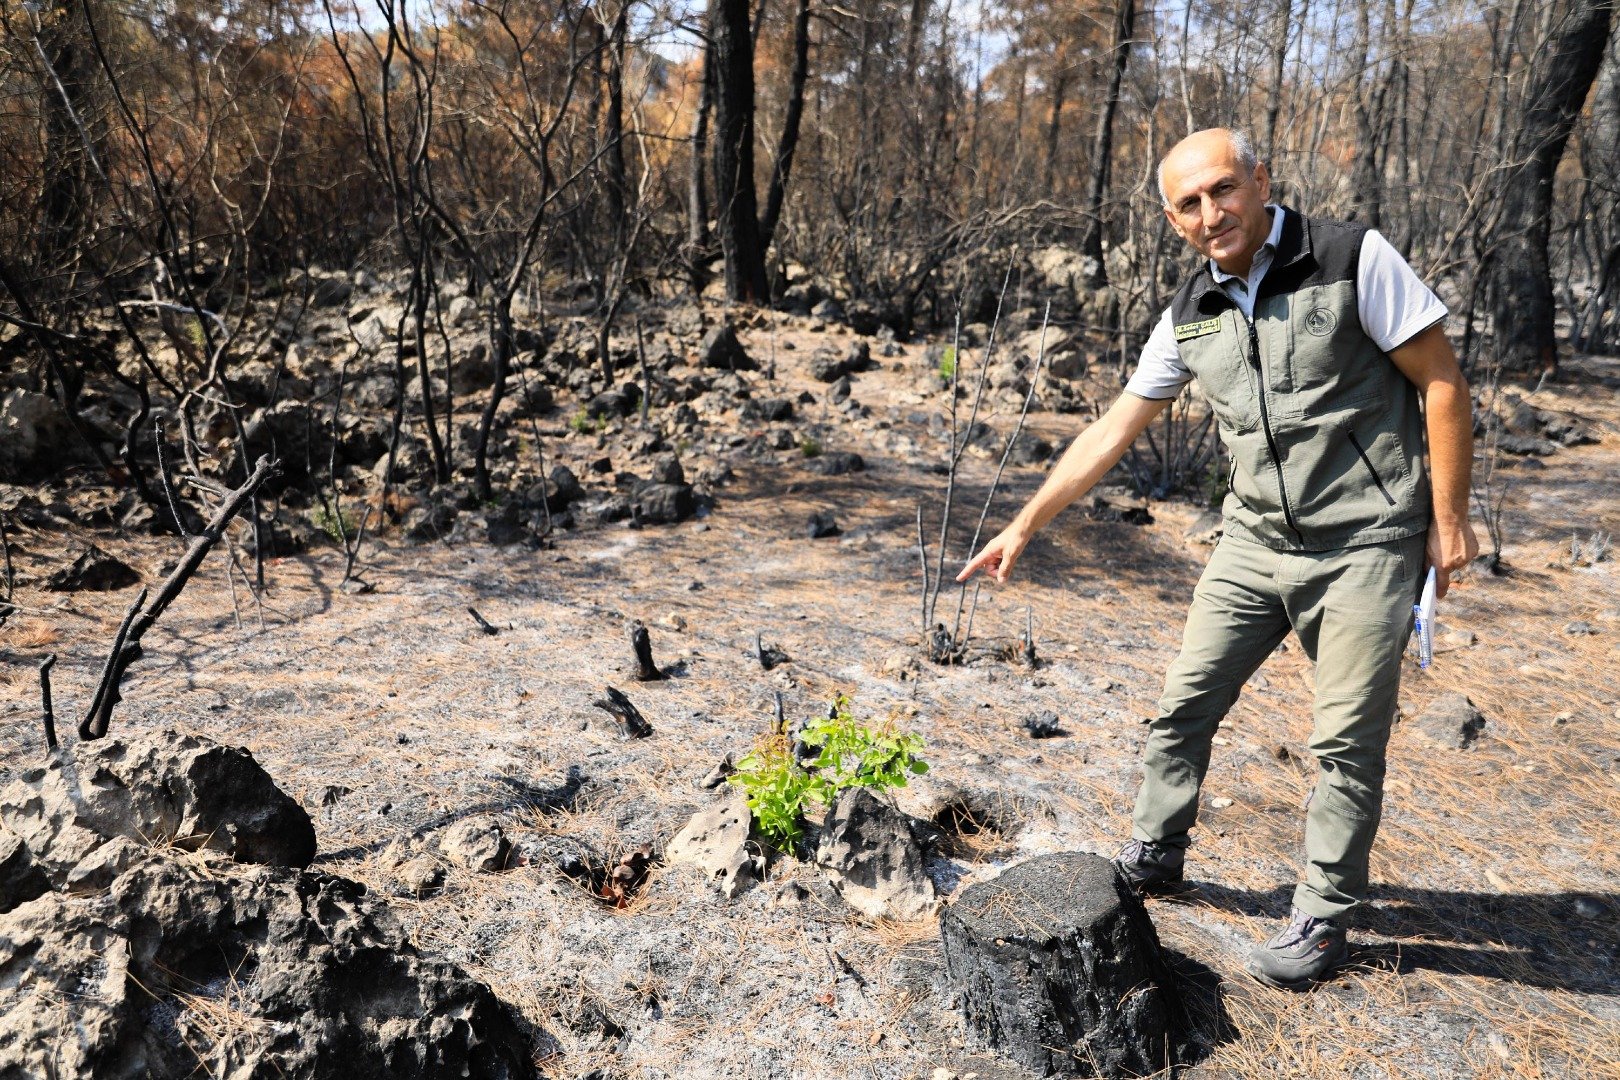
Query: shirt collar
1209 205 1285 285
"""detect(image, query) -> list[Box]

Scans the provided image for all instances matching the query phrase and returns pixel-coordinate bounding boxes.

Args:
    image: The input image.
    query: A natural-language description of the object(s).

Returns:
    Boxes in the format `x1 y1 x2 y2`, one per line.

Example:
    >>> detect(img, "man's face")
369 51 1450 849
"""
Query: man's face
1160 135 1272 273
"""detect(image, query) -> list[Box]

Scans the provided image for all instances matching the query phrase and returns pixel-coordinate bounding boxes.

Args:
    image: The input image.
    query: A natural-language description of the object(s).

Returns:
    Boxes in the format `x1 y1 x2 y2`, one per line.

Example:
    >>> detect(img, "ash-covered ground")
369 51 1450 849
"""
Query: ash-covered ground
2 304 1617 1079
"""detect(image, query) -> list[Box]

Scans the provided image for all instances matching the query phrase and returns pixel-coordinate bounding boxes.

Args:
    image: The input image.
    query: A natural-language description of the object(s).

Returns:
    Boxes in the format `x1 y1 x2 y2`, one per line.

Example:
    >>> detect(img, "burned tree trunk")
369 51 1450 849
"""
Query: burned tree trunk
628 620 664 681
1079 0 1135 289
710 0 769 303
758 0 811 254
940 853 1187 1078
688 41 715 294
1486 0 1612 376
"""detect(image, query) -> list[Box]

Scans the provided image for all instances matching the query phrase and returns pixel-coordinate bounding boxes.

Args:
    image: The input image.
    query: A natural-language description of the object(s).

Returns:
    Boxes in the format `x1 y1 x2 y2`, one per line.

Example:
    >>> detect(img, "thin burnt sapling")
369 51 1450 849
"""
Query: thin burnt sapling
919 269 1005 661
948 302 1055 657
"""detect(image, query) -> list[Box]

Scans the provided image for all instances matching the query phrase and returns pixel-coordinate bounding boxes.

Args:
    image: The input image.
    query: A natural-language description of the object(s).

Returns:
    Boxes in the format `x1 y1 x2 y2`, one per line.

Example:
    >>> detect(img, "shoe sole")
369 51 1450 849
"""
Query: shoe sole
1245 943 1349 992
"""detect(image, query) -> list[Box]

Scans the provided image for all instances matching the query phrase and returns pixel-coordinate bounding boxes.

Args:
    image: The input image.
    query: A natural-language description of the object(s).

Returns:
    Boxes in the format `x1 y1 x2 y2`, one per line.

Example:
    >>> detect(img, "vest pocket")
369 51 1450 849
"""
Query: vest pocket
1346 428 1396 507
1184 315 1260 434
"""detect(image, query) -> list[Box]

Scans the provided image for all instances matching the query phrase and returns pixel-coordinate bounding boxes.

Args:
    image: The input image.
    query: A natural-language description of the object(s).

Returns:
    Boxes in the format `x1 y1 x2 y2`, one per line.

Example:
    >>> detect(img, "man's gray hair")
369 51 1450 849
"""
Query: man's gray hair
1158 129 1259 207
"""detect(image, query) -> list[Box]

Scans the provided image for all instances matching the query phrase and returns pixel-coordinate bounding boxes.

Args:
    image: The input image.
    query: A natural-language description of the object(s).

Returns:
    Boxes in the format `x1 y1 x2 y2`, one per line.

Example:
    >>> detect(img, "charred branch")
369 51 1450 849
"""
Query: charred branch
78 456 281 742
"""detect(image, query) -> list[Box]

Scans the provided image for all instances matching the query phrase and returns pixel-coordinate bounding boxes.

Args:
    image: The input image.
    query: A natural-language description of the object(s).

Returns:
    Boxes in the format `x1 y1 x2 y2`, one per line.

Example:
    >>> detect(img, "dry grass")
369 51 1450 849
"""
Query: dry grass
6 620 57 648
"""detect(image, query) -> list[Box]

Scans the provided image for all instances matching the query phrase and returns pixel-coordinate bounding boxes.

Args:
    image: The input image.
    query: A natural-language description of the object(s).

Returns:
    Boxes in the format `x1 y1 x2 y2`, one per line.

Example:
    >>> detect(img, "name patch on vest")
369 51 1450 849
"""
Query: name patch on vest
1173 316 1223 342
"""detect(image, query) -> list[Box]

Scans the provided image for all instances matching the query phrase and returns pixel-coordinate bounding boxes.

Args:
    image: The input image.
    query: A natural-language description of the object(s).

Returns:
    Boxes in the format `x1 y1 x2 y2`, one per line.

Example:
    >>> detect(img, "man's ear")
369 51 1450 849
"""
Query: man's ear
1255 161 1272 203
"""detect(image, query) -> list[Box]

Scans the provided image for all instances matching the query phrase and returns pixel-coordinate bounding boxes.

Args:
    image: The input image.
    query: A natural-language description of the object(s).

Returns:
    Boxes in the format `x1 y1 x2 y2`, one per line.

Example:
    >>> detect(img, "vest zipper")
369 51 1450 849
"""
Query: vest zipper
1241 312 1303 544
1346 429 1397 506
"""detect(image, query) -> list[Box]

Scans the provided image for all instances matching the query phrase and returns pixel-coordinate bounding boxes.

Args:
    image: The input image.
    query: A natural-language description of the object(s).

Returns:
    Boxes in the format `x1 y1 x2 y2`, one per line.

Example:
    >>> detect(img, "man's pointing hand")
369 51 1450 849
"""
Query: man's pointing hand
957 524 1031 585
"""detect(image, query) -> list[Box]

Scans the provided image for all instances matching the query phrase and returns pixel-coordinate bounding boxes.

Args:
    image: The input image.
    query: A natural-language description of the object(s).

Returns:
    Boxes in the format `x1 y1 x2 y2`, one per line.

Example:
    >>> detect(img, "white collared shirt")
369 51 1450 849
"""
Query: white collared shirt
1124 208 1448 401
1209 204 1287 319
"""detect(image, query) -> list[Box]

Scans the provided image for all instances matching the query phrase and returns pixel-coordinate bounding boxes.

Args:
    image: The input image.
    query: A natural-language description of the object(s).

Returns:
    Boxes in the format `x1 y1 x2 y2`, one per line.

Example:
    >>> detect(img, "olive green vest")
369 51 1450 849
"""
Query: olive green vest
1169 210 1431 551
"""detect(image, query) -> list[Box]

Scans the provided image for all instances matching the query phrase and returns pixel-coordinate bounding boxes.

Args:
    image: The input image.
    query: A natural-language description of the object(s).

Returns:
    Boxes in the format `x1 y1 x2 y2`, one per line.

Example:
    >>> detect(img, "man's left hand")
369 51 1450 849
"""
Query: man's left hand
1426 518 1479 598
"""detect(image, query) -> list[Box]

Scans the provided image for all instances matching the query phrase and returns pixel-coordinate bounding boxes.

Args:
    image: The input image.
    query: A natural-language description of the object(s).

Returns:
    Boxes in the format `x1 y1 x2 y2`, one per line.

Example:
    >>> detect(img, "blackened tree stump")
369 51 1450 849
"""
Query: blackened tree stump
939 852 1187 1078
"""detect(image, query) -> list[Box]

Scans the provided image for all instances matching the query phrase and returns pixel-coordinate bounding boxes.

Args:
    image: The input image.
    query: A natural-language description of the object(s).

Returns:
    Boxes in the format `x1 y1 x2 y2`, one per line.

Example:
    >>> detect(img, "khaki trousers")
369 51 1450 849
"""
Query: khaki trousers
1130 530 1424 919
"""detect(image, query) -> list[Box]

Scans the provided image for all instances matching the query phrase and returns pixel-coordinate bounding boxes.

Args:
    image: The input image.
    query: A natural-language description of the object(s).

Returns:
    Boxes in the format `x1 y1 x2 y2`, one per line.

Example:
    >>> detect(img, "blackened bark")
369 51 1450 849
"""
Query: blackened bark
1487 0 1613 376
1042 70 1069 194
759 0 811 252
688 42 714 294
1079 0 1136 288
38 0 96 258
710 0 769 303
603 0 630 230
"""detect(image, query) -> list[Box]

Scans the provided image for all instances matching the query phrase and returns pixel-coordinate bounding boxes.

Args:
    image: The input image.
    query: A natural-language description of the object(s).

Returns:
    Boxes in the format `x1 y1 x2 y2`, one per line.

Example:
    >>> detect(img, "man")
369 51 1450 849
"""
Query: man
957 128 1478 990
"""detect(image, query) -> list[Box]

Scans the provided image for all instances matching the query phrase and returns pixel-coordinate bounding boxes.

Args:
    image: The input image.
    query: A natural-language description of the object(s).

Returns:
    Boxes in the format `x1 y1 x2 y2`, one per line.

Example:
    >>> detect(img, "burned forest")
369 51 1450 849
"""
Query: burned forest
0 1 1617 1078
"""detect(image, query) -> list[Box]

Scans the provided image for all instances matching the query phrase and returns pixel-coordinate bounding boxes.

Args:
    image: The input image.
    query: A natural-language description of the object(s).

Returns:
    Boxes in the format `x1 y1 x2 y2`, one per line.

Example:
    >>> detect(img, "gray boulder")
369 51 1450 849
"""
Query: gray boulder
665 796 761 899
633 482 696 525
1411 692 1487 749
805 451 865 476
0 855 535 1079
438 818 510 873
45 544 140 592
814 787 937 920
699 324 756 371
648 453 686 485
0 729 316 891
0 389 74 481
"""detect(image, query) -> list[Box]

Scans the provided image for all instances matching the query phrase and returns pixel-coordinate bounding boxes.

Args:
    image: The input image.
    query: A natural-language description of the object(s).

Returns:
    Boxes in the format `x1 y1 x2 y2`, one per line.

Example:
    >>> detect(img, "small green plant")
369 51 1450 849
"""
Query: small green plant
311 502 358 542
727 740 820 848
728 694 928 850
937 345 957 381
799 436 822 458
569 408 604 434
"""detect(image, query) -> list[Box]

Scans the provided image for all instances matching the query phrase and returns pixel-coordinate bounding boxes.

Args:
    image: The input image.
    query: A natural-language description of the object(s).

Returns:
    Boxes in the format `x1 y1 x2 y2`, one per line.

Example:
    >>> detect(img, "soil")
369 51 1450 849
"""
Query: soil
1 319 1616 1079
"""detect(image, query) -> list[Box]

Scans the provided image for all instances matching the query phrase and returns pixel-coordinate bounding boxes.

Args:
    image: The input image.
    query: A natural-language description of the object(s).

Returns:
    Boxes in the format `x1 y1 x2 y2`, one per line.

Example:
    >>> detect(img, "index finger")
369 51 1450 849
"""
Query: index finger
956 547 997 582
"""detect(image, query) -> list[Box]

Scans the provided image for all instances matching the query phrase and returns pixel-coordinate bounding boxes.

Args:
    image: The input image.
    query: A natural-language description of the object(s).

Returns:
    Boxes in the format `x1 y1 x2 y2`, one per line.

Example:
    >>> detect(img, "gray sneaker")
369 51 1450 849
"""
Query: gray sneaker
1246 908 1349 990
1112 838 1186 893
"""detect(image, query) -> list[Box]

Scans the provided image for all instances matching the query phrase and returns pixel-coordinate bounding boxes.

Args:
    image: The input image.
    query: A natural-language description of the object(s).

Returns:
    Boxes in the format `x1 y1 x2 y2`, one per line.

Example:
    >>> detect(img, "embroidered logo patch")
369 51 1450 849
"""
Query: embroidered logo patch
1173 317 1223 342
1304 308 1339 336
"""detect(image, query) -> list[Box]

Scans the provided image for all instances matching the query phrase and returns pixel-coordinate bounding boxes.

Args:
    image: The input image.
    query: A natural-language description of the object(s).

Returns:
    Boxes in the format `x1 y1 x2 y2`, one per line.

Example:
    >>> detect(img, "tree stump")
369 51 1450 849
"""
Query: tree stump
939 852 1186 1078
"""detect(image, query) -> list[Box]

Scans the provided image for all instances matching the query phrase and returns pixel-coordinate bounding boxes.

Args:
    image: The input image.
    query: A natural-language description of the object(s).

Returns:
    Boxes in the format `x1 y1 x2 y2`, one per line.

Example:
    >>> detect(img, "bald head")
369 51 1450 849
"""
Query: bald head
1157 129 1258 207
1157 128 1272 275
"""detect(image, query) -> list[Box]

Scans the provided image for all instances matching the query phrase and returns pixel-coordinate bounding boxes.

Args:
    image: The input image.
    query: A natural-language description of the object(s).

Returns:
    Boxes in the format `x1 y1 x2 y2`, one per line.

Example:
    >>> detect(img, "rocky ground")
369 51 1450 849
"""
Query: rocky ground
1 293 1617 1078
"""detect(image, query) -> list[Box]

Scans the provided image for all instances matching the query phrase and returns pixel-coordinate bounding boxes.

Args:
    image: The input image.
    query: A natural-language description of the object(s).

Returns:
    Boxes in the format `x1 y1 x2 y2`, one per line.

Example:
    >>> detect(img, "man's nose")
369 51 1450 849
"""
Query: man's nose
1200 195 1223 230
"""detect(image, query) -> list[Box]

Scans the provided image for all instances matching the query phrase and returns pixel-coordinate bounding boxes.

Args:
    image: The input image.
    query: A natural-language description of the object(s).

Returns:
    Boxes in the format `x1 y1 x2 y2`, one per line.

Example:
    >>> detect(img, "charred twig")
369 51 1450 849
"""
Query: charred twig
78 456 281 741
629 620 664 680
1021 605 1037 667
154 419 193 538
468 607 500 636
772 690 786 735
699 754 735 790
0 510 14 618
593 686 653 738
39 655 57 753
754 631 789 671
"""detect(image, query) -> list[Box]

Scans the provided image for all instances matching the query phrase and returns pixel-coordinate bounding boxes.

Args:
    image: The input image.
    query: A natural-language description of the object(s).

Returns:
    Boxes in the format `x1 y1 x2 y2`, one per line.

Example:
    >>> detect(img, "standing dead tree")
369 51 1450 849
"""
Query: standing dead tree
1484 0 1614 376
